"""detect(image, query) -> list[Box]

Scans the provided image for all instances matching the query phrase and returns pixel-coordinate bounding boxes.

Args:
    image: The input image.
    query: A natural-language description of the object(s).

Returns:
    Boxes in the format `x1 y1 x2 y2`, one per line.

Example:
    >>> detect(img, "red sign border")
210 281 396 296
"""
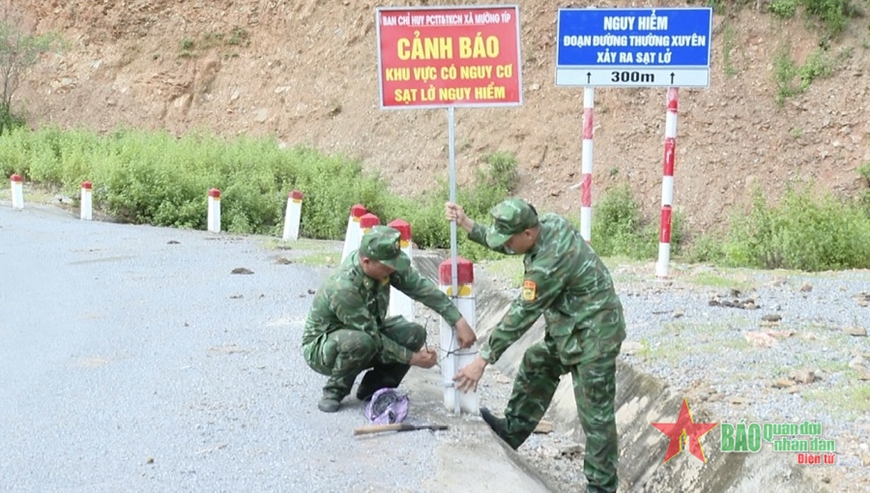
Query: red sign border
375 4 523 110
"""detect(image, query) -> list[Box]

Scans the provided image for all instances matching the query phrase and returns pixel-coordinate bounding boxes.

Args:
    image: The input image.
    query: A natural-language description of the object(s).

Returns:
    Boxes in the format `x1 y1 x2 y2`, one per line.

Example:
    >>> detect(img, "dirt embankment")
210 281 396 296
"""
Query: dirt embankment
14 0 870 234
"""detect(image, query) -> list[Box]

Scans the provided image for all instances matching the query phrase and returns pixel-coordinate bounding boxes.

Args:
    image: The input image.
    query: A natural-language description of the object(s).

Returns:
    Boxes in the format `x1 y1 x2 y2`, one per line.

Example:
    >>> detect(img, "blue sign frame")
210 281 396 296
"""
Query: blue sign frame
556 7 713 87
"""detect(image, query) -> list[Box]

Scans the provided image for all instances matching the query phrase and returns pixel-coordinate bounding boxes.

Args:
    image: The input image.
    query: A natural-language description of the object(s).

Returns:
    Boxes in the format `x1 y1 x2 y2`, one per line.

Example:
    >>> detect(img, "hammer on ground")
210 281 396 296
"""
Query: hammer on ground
353 423 448 436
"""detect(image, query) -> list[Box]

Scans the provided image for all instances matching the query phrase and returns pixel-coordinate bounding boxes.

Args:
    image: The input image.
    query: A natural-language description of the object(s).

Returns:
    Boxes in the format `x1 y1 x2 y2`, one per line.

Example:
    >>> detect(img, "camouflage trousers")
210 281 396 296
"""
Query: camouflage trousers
501 336 621 493
303 316 426 400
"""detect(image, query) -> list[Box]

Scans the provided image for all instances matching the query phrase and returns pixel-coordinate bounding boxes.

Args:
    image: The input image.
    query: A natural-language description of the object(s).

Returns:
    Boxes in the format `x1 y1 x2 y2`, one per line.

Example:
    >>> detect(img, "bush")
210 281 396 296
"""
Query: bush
770 0 799 18
859 162 870 215
589 183 683 260
0 126 517 256
722 185 870 271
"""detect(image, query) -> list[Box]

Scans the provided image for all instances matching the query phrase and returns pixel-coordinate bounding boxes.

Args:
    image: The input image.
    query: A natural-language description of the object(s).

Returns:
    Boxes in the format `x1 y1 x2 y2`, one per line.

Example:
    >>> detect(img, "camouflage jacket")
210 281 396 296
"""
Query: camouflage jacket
469 213 626 365
302 251 462 363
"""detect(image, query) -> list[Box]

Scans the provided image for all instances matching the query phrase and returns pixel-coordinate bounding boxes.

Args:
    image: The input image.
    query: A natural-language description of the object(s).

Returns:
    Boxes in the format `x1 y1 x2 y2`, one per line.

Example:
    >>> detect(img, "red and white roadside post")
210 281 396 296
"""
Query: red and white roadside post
439 257 478 415
341 204 367 262
656 88 679 278
358 213 380 243
388 219 415 321
282 190 303 241
207 188 221 233
80 181 93 221
580 87 595 242
10 174 24 209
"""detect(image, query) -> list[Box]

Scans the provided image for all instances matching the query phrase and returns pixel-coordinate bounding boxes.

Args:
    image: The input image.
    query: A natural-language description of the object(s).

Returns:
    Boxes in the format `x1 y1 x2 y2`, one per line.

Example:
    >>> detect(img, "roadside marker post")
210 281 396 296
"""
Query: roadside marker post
10 174 24 209
80 181 93 221
438 257 478 415
282 190 303 241
387 219 415 322
341 204 367 262
207 188 221 233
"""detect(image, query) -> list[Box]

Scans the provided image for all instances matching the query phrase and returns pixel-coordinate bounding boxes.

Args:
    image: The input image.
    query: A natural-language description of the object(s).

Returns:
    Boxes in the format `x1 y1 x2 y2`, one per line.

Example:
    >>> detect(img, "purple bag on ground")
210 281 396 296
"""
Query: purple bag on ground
365 388 409 424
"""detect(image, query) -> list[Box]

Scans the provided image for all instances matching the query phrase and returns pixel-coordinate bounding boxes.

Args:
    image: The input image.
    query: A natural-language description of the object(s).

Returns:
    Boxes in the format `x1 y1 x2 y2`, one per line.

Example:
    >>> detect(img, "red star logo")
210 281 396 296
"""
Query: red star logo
652 399 718 463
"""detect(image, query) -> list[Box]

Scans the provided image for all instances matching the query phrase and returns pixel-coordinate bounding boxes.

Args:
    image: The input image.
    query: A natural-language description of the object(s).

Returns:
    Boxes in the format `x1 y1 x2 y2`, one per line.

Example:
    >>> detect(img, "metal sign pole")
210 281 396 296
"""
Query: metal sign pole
447 105 461 415
448 106 458 300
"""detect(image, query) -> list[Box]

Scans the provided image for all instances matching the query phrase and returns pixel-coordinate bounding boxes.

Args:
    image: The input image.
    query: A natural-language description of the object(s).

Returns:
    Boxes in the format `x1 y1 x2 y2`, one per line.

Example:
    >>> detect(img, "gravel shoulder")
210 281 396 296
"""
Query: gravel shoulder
461 257 870 493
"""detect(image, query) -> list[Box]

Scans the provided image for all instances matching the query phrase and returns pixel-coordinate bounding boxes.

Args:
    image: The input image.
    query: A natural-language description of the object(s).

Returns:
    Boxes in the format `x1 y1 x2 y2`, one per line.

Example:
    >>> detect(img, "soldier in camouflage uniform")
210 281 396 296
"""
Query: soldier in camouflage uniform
303 225 477 413
446 198 626 493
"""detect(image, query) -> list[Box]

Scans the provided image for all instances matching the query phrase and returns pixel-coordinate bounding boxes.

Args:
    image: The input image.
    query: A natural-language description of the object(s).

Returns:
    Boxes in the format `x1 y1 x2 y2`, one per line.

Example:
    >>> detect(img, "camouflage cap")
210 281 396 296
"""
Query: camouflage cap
485 198 539 248
359 225 411 270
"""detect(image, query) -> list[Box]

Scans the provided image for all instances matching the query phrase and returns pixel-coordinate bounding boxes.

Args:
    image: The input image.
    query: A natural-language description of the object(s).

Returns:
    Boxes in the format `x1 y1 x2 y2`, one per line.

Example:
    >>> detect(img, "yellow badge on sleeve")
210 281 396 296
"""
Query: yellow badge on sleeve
522 280 537 301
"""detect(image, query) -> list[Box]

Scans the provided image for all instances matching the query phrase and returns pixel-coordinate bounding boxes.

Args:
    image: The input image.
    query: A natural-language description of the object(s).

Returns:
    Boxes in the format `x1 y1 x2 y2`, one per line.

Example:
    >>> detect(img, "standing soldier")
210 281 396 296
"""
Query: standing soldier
445 198 625 493
303 225 476 413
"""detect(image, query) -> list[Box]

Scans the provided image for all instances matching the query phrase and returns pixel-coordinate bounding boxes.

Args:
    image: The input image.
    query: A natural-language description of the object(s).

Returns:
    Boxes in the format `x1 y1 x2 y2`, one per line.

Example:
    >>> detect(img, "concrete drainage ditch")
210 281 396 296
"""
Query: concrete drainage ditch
414 252 824 493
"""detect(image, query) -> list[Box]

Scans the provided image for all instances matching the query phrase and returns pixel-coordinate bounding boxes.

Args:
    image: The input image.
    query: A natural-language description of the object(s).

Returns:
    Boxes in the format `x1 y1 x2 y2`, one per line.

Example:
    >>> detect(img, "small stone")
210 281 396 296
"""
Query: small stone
307 289 316 295
800 282 813 292
537 446 560 458
534 421 553 434
786 387 801 394
672 309 685 319
745 331 777 347
621 341 643 355
761 314 782 323
844 326 868 337
773 378 795 388
559 444 584 455
791 369 815 384
231 267 254 275
495 374 512 384
729 396 749 405
145 457 154 464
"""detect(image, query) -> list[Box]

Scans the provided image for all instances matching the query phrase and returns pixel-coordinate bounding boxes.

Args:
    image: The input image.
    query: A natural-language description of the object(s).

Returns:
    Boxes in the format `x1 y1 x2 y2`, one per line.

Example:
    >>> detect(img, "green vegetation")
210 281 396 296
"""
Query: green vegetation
766 0 861 104
721 23 739 77
0 127 518 261
4 124 869 273
589 183 683 260
803 382 870 419
773 44 843 105
178 27 251 59
859 163 870 211
768 0 862 37
721 185 870 271
0 15 58 134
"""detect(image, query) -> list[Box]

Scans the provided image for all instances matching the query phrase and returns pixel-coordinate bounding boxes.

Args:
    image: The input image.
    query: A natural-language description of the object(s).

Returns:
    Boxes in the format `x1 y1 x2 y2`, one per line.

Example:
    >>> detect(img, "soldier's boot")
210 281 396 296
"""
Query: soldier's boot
320 365 363 413
480 407 525 450
356 362 410 401
318 394 341 413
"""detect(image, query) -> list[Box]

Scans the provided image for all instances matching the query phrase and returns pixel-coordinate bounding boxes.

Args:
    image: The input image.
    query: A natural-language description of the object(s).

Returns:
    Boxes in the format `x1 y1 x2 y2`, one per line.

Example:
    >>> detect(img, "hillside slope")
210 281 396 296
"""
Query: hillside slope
14 0 870 235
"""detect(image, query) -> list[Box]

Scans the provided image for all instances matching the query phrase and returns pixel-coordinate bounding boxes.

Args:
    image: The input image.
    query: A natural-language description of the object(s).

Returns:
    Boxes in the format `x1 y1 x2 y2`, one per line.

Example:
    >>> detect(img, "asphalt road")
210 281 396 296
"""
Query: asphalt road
0 203 551 493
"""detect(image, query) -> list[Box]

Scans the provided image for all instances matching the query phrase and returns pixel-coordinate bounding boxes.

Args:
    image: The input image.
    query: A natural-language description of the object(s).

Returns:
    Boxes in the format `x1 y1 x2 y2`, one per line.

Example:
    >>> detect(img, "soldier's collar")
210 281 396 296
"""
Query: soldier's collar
526 223 546 256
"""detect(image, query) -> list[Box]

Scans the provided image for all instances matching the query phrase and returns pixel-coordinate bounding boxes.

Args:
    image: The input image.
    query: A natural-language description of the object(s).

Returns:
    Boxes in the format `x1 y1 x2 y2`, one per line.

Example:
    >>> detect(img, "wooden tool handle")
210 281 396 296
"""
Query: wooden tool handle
353 423 407 436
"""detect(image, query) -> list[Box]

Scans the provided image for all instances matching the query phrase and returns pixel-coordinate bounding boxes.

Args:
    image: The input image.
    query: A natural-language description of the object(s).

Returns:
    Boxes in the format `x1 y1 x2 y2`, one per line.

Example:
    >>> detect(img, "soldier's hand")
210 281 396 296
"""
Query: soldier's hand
444 202 473 232
410 347 438 369
453 356 488 393
454 318 477 349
